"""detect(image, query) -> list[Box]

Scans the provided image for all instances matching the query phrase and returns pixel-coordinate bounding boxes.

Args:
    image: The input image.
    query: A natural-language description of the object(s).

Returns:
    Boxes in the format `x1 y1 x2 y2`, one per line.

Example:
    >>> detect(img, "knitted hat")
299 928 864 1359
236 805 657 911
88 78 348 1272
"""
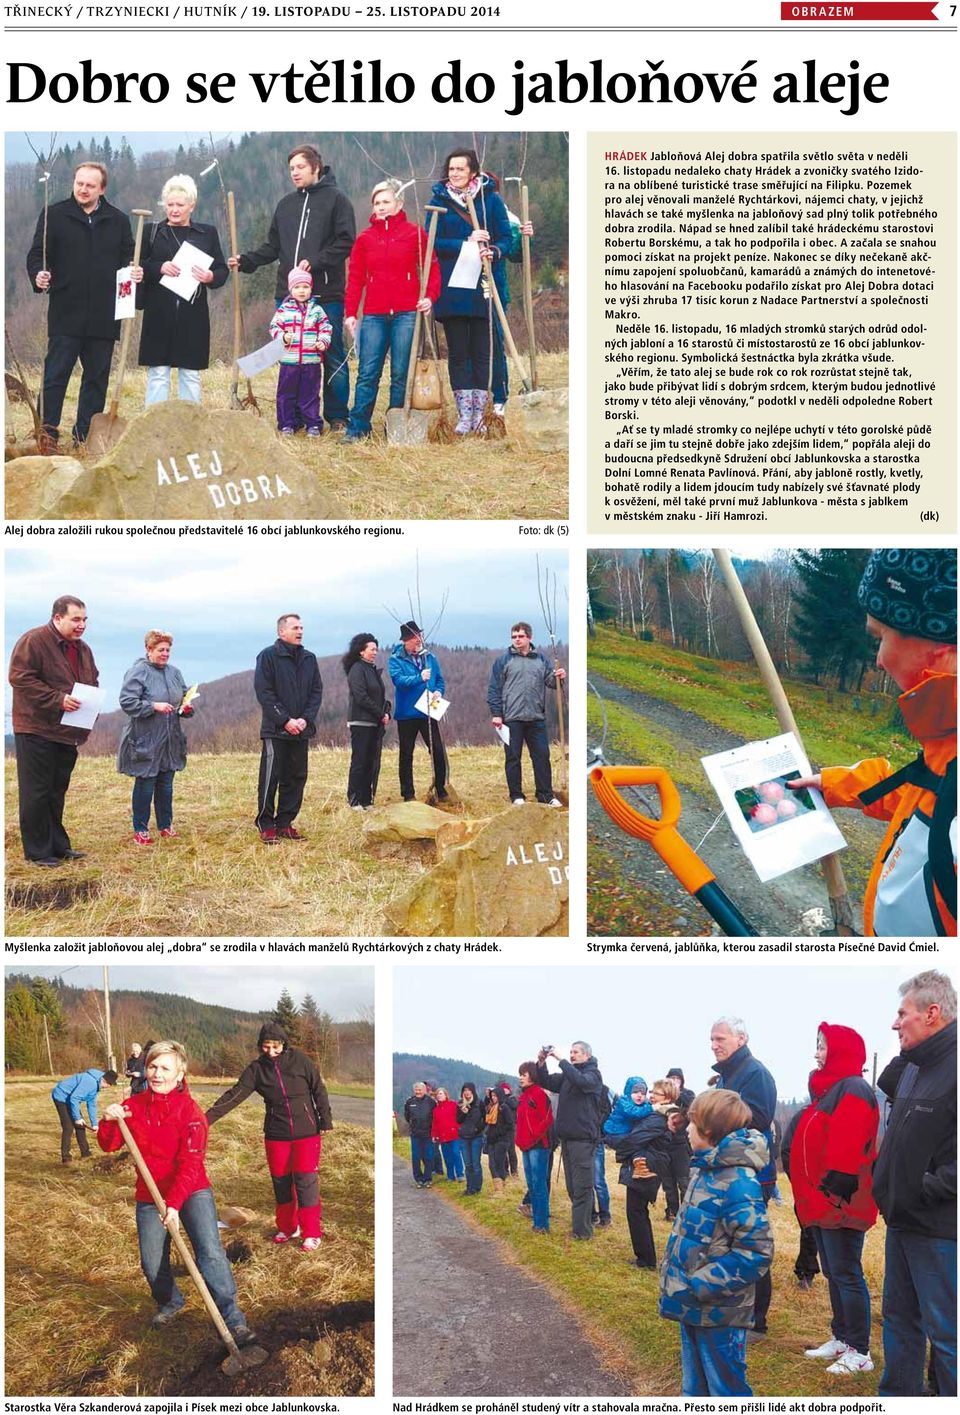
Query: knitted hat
857 549 957 643
288 268 313 292
666 1067 685 1083
399 620 422 641
257 1022 289 1047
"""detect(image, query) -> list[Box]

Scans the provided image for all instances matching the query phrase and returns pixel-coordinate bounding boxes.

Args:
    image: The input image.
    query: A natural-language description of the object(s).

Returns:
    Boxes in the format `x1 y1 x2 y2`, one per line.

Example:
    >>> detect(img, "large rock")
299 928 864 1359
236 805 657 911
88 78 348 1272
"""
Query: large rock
4 455 98 519
519 388 568 453
9 404 348 520
363 802 451 843
385 804 568 937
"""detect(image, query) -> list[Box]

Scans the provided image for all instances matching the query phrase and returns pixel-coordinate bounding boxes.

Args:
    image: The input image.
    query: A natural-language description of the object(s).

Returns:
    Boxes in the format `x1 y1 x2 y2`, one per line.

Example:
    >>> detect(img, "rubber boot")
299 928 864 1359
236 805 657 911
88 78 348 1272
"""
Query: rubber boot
454 389 473 435
470 389 489 431
492 1178 505 1198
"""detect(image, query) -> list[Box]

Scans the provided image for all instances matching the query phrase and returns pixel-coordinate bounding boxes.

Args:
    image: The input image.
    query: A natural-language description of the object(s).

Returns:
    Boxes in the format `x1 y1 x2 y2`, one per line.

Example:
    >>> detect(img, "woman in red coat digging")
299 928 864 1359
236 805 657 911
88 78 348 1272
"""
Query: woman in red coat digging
791 1022 879 1376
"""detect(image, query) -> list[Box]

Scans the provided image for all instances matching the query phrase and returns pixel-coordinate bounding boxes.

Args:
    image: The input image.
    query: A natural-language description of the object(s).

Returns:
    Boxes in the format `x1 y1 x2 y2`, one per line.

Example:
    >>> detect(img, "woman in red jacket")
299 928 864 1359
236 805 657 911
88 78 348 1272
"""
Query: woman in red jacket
99 1041 255 1344
791 1022 879 1376
342 180 440 442
430 1086 464 1181
515 1061 553 1234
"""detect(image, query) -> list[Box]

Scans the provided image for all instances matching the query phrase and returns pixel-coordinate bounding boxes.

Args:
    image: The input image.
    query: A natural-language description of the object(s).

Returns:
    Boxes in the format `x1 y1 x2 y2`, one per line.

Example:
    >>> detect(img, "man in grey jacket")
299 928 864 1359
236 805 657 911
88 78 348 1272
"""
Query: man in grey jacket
487 622 566 807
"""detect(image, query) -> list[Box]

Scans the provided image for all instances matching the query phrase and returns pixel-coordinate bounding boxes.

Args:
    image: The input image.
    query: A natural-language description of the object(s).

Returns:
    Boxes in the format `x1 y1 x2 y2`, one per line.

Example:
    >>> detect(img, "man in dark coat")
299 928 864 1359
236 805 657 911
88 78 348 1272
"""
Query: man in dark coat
253 613 323 844
26 161 138 444
8 595 99 866
403 1081 436 1188
536 1041 603 1239
709 1016 778 1338
228 143 355 428
662 1066 695 1220
875 970 957 1398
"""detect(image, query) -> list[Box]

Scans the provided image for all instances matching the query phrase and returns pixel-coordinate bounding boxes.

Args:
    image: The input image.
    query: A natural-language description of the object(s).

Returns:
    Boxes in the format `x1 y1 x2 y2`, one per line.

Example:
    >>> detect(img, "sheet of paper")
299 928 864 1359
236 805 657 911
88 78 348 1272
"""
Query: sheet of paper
494 723 511 745
158 240 214 302
114 266 136 320
415 689 450 721
700 731 847 883
448 240 482 290
60 682 106 731
237 338 284 377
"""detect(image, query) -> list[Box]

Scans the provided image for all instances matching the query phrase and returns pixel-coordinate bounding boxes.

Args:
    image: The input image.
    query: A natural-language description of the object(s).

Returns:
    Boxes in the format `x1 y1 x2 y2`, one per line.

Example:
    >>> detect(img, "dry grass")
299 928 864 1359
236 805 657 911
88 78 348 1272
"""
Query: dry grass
7 1081 373 1396
402 1138 885 1397
4 743 560 936
5 353 568 521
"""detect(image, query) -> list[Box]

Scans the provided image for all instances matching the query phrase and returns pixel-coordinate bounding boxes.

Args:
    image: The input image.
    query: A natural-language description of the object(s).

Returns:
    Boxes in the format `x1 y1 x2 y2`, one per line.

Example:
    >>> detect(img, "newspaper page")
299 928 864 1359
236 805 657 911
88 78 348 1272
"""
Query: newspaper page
3 0 958 1409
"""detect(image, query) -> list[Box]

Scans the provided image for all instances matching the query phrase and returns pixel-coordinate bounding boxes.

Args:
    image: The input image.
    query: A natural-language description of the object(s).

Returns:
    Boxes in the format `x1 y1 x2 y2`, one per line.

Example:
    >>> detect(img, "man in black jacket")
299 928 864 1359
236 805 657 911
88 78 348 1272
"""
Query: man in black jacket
536 1041 603 1239
228 143 355 428
875 970 957 1398
403 1081 436 1188
253 613 323 844
662 1066 695 1220
26 161 138 445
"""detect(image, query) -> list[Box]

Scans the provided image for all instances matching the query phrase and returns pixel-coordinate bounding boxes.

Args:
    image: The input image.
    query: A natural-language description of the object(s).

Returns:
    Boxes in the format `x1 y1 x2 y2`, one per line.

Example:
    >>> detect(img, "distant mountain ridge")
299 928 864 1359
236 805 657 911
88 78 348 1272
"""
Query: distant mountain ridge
393 1051 518 1119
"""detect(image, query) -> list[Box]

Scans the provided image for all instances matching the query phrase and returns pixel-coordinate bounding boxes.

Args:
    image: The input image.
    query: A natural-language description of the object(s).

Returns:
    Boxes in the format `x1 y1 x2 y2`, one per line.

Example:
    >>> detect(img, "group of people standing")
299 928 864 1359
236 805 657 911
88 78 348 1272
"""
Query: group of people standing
7 598 566 860
402 972 956 1400
25 142 533 446
50 1023 332 1351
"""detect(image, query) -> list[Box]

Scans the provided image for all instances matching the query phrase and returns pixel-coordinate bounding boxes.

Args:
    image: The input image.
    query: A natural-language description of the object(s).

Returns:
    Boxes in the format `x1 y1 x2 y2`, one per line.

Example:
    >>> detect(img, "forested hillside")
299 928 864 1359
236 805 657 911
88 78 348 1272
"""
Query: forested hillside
393 1052 511 1121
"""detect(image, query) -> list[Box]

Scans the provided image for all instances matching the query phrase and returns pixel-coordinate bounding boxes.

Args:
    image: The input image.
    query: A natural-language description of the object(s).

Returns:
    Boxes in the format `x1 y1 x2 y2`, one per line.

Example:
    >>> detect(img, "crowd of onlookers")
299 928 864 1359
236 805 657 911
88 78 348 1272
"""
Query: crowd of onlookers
400 970 957 1399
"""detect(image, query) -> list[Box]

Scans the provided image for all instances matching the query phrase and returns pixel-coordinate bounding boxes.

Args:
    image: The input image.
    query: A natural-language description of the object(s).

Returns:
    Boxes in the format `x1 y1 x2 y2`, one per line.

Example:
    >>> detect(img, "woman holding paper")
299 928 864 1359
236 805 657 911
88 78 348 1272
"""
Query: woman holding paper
430 148 512 435
138 174 229 406
117 631 195 845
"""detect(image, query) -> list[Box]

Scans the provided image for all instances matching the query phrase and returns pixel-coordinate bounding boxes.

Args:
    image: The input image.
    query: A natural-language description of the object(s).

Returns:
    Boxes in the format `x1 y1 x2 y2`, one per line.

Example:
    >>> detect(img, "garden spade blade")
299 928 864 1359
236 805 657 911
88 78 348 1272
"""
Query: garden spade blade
87 208 152 458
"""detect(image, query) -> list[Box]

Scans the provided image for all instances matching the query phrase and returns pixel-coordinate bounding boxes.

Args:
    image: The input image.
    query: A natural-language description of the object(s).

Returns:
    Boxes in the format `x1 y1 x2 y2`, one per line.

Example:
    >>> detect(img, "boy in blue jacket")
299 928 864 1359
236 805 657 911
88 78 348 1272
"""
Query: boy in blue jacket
51 1067 118 1163
659 1088 773 1396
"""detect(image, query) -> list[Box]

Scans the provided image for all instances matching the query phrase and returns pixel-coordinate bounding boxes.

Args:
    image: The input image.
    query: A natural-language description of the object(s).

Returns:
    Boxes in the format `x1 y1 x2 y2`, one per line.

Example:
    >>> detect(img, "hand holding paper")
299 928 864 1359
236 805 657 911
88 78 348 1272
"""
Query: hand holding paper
60 683 106 730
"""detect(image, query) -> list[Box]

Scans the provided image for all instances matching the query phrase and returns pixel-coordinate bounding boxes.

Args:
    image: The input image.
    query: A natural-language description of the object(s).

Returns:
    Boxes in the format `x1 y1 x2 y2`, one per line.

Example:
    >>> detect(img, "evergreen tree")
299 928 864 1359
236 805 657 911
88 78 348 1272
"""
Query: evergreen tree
5 983 42 1071
792 550 874 691
272 989 301 1043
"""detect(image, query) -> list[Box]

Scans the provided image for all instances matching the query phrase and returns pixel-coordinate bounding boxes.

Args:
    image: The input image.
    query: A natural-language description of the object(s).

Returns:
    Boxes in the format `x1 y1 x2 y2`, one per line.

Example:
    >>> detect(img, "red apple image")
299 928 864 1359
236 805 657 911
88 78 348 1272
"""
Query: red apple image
777 798 799 820
758 780 785 805
751 802 778 827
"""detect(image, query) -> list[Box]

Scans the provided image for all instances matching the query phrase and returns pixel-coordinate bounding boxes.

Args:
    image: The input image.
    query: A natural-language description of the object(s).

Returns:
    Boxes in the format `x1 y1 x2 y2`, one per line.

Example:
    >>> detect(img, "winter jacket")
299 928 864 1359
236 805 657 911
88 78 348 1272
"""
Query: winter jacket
125 1052 147 1093
603 1076 652 1137
873 1020 956 1239
790 1022 879 1232
9 621 100 746
98 1081 211 1211
487 646 559 722
51 1068 107 1126
430 1098 460 1144
27 195 134 340
344 210 441 320
404 1092 436 1139
137 219 229 370
205 1039 332 1141
610 1108 674 1189
712 1044 778 1186
346 660 390 727
254 639 323 740
269 296 332 366
821 671 956 936
515 1083 553 1151
388 643 445 721
456 1087 485 1140
116 657 190 778
238 168 356 305
536 1054 604 1143
483 1090 514 1143
429 175 513 321
659 1128 773 1329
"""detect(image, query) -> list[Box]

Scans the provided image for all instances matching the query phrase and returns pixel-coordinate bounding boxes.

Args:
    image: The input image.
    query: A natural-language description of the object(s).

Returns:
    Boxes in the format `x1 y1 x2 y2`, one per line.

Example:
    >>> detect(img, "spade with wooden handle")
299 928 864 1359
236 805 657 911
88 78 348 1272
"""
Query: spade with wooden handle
463 192 531 395
520 184 538 391
87 209 153 458
385 203 444 446
115 1114 268 1376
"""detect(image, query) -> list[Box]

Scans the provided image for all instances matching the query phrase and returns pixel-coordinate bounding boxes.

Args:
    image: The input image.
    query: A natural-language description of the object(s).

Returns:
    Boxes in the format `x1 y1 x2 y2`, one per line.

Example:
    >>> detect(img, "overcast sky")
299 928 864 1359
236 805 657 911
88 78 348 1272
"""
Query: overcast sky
393 964 953 1101
10 964 372 1020
5 543 567 715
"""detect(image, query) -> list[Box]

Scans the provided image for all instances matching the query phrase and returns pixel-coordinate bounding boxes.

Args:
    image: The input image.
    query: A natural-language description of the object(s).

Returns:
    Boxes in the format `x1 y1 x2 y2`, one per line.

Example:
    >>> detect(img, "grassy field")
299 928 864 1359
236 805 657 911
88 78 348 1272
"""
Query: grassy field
589 626 907 769
395 1136 884 1397
6 1079 374 1397
5 354 568 521
4 742 561 936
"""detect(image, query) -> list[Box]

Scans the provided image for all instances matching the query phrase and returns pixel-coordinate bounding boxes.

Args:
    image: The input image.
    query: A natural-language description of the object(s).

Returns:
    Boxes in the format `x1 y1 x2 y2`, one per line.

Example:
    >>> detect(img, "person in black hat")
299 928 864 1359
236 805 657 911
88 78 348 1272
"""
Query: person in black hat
205 1021 333 1252
790 548 956 936
388 622 449 803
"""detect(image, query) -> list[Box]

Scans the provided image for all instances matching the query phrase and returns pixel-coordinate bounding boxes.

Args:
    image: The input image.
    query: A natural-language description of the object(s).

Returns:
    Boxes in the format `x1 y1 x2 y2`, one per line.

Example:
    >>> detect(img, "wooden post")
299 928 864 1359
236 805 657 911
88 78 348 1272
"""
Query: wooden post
520 184 537 390
227 191 242 401
103 965 116 1072
43 1014 53 1076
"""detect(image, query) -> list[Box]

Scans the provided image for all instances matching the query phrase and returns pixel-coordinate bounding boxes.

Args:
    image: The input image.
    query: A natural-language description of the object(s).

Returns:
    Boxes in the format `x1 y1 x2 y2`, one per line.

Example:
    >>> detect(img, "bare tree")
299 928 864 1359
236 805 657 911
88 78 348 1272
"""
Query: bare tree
684 551 719 656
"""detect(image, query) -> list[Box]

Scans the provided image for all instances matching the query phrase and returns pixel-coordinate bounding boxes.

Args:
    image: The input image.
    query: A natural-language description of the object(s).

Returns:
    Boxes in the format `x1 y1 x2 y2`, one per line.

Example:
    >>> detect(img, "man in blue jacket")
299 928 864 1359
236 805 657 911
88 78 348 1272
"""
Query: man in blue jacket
254 613 323 844
51 1066 118 1163
487 622 566 807
388 622 448 804
709 1016 778 1340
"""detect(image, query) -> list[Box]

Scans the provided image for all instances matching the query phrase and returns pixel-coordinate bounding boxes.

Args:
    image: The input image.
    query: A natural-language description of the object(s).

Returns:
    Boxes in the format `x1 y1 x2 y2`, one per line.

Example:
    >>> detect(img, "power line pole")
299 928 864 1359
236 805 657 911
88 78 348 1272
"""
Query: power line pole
103 966 116 1071
43 1014 54 1075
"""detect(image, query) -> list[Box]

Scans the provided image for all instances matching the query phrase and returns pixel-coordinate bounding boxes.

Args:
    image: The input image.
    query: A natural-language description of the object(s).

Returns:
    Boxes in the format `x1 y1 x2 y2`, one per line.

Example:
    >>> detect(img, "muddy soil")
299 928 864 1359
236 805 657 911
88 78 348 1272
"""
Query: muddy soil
393 1156 632 1396
588 673 883 938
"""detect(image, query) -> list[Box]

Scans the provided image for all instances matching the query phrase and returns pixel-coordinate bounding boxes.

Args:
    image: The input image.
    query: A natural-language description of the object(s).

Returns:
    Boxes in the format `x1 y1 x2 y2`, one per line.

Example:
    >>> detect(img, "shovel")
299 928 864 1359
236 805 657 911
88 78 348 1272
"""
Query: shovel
385 203 444 446
115 1114 269 1377
87 208 152 458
